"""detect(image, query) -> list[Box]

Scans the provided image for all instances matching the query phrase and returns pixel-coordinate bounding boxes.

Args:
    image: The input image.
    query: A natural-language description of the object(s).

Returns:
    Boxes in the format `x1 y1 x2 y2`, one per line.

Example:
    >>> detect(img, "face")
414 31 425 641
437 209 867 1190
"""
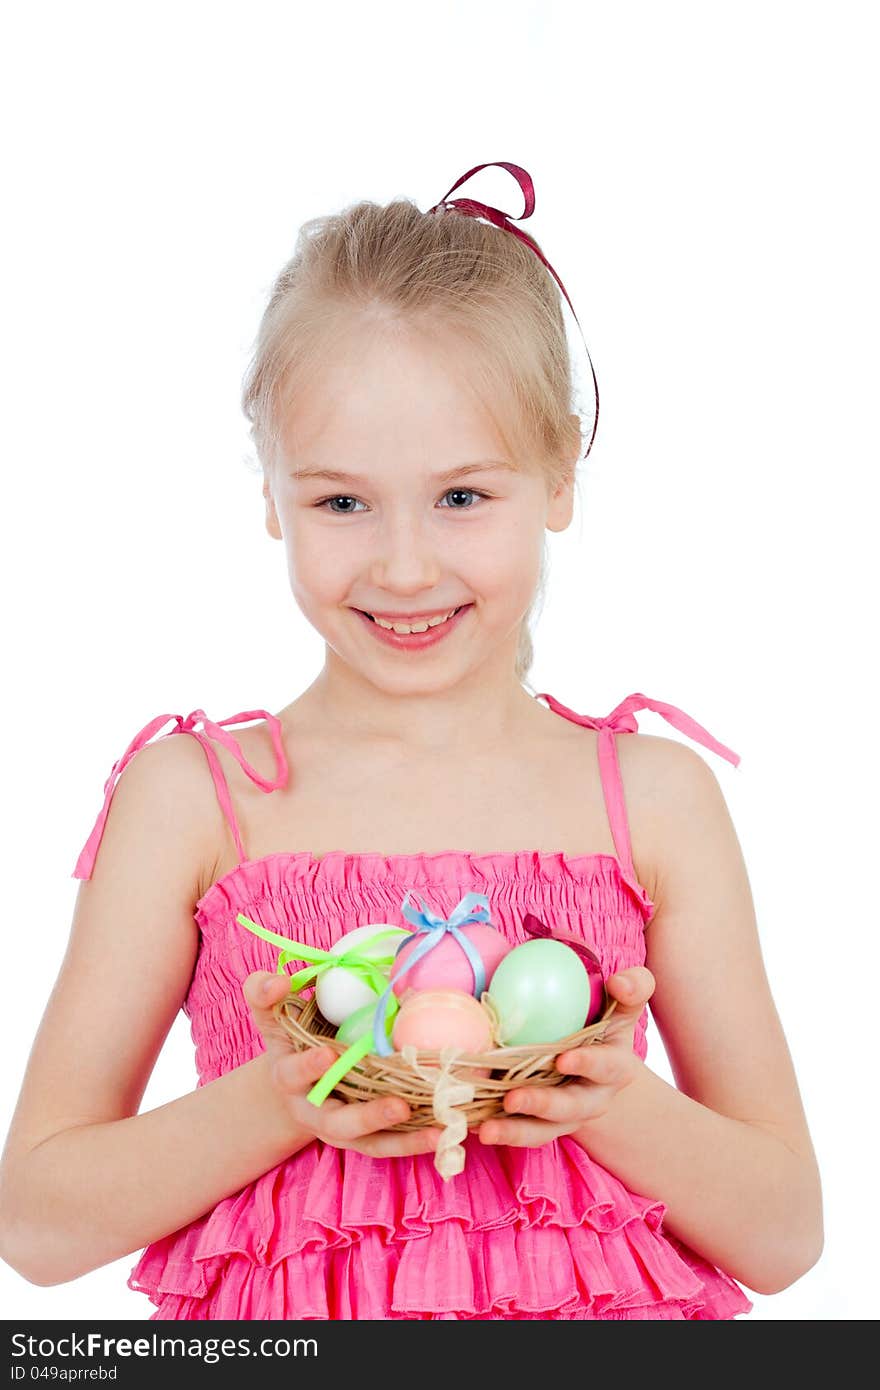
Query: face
262 321 575 696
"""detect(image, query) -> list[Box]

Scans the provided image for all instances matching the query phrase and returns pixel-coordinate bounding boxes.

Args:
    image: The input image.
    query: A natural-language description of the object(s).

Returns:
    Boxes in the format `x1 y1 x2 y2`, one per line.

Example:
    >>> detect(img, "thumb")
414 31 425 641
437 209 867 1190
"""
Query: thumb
242 970 296 1048
273 1042 339 1096
243 968 291 1010
606 966 655 1019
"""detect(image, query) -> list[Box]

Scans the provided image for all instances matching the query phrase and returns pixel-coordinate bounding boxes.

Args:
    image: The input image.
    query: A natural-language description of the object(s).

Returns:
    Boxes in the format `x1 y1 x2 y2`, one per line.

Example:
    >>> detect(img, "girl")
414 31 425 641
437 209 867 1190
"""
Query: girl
0 162 822 1320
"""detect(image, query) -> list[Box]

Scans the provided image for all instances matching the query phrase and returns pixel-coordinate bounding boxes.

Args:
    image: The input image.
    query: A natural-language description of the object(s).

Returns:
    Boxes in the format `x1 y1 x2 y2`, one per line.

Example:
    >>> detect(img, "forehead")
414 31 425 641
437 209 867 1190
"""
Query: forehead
279 321 514 464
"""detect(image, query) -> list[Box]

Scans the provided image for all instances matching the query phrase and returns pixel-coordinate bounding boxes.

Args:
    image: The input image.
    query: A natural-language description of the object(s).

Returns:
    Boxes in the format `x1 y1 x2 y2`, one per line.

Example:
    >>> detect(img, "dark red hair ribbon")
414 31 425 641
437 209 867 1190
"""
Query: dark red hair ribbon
427 161 599 460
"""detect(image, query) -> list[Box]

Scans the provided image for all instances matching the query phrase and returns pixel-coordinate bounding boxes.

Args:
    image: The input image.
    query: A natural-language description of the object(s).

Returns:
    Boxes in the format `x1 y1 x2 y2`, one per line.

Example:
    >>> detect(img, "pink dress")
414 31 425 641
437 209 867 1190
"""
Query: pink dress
73 690 754 1320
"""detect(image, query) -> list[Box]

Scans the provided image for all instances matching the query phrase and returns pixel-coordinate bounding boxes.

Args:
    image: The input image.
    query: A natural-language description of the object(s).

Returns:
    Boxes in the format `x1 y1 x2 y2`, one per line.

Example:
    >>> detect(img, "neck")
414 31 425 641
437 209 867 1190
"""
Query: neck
296 645 538 757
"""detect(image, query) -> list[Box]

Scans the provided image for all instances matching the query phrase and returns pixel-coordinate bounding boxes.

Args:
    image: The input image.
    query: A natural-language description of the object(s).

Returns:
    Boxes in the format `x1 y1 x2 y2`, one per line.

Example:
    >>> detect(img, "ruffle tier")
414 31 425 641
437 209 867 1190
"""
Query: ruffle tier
128 1134 752 1321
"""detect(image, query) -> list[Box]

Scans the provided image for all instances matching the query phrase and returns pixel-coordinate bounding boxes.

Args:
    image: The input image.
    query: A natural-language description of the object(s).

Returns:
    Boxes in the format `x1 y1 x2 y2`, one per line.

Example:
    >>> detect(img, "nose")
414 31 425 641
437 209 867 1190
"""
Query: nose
368 509 442 593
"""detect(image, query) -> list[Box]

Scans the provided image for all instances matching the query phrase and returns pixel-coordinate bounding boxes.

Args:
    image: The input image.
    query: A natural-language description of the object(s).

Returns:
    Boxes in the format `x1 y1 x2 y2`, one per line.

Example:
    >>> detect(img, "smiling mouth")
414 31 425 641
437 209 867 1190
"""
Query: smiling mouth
358 605 466 630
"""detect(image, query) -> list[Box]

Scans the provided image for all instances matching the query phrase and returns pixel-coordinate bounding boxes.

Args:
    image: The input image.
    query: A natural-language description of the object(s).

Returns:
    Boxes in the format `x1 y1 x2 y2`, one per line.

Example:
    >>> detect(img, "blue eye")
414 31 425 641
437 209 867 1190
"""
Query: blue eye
438 488 488 509
317 495 366 514
315 488 490 514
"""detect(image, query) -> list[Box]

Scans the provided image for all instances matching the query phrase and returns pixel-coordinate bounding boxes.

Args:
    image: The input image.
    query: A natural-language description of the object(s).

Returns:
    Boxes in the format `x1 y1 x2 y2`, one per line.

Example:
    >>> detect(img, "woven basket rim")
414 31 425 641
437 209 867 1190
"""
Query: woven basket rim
273 989 618 1130
275 990 617 1066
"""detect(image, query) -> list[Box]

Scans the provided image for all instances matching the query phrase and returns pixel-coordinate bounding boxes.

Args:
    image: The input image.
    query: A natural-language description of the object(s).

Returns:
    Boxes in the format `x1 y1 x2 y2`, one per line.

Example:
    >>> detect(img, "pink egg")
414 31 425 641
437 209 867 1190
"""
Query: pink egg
391 923 510 997
585 962 607 1025
392 989 494 1054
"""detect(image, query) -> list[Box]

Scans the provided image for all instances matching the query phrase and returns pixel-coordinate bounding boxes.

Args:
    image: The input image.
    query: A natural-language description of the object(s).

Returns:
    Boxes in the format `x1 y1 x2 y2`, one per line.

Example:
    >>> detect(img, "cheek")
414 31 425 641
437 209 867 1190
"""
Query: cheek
471 521 543 601
288 521 356 599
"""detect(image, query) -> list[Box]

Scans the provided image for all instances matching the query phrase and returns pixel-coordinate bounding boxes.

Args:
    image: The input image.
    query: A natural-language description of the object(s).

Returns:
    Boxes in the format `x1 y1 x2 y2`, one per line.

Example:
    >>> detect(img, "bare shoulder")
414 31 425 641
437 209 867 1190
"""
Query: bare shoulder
615 731 724 906
618 729 720 804
106 730 230 902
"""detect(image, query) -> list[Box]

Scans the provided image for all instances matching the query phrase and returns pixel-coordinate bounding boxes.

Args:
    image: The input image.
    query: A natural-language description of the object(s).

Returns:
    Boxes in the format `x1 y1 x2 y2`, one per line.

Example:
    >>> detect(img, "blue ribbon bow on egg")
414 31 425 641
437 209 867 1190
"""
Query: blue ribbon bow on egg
371 889 493 1056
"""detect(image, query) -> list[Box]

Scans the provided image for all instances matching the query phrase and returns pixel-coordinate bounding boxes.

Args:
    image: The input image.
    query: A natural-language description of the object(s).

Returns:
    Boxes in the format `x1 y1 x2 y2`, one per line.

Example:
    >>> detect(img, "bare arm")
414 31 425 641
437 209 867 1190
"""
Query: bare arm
570 739 823 1294
0 736 304 1285
0 733 436 1288
0 1050 318 1287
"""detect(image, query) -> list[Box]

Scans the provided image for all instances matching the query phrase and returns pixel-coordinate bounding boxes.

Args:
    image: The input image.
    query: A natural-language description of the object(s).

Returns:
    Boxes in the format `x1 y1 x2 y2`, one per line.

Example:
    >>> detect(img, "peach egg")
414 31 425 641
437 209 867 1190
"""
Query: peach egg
391 988 494 1055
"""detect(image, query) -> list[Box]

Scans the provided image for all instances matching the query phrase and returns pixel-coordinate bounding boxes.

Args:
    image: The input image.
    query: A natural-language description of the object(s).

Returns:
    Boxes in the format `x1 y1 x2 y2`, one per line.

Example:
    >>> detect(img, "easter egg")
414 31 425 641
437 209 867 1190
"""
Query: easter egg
335 998 397 1048
521 913 607 1024
392 989 494 1054
390 923 510 998
487 939 591 1045
315 923 409 1026
583 952 606 1025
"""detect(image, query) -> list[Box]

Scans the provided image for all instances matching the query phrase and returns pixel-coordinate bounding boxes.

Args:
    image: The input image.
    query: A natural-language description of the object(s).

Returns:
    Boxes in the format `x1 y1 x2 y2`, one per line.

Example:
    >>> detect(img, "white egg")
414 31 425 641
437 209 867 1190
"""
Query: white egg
314 923 410 1026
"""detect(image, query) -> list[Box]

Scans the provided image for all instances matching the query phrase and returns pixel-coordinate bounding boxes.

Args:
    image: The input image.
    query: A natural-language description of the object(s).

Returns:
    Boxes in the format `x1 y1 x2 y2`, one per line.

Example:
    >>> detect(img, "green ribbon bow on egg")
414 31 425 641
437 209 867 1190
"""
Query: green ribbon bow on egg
236 913 401 1106
236 913 401 994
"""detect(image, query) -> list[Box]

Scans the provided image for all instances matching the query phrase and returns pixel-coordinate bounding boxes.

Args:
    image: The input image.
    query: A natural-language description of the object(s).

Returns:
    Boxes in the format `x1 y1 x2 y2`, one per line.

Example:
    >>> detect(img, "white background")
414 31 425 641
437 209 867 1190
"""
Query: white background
1 0 877 1321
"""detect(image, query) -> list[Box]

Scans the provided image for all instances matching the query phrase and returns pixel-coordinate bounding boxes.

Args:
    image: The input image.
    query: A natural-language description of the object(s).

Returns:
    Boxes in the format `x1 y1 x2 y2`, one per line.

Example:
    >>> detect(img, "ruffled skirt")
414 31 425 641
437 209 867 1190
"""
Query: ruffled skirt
128 1136 752 1320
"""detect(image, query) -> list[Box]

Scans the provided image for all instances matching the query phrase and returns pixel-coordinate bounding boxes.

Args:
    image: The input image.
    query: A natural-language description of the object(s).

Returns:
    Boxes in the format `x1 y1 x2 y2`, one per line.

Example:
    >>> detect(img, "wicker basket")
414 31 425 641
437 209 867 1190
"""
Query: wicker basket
275 989 618 1131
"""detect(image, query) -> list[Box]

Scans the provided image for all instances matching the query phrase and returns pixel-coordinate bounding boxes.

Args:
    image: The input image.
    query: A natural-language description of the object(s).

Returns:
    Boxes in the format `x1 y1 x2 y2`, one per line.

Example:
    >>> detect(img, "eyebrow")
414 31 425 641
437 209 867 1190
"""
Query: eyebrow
288 460 520 485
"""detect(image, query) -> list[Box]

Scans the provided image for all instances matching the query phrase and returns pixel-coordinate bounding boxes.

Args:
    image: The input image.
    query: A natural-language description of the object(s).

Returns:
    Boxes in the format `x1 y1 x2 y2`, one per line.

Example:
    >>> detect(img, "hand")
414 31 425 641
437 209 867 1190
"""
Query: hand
243 971 442 1158
476 965 655 1148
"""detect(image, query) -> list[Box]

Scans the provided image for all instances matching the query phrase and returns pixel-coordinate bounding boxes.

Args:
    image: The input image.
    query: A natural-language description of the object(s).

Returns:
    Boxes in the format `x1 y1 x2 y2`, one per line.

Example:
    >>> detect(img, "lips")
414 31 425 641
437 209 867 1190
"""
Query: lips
354 602 473 648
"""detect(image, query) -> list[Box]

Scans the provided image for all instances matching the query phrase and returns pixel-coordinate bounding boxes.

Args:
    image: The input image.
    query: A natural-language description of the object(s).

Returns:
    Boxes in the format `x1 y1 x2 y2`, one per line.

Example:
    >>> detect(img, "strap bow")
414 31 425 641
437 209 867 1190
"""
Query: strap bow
73 707 287 879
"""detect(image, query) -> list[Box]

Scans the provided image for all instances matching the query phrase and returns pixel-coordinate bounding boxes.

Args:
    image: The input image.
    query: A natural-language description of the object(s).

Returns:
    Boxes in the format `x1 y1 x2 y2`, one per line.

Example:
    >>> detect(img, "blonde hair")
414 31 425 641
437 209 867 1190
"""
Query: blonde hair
241 195 589 687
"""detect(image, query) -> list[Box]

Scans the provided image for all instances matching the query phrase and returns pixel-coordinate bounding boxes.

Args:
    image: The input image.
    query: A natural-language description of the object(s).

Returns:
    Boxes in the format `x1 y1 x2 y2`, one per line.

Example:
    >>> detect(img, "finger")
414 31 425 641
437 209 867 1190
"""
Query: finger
242 972 299 1062
273 1044 338 1095
605 966 655 1016
316 1092 414 1144
502 1079 616 1126
478 1114 570 1148
353 1126 442 1159
243 969 292 1024
555 1045 635 1086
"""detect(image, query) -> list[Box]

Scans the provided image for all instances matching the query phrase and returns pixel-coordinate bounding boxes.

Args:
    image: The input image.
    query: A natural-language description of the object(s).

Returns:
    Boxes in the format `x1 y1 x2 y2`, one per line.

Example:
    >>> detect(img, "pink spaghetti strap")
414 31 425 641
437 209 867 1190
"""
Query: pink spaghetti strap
535 691 740 883
72 708 289 880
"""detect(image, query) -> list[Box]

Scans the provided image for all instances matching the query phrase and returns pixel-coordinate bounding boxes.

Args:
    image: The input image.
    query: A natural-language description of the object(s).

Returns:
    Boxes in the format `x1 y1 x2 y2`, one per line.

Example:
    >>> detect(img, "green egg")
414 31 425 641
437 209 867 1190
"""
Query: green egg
335 999 396 1048
487 939 590 1045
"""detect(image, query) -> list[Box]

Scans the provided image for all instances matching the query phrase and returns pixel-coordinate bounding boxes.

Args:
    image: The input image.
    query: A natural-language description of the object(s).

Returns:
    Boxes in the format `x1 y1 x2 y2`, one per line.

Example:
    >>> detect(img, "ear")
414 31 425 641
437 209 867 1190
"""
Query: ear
545 467 576 535
262 475 283 541
546 479 574 533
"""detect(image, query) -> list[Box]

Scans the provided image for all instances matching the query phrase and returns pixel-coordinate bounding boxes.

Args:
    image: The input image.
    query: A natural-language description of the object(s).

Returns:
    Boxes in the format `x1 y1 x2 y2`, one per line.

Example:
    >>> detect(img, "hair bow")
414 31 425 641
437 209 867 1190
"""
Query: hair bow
427 160 599 459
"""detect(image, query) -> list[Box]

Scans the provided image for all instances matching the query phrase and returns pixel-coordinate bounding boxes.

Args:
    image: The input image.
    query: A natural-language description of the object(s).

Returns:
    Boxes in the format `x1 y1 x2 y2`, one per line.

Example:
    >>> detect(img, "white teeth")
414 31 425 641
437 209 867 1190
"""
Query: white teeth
372 607 459 634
